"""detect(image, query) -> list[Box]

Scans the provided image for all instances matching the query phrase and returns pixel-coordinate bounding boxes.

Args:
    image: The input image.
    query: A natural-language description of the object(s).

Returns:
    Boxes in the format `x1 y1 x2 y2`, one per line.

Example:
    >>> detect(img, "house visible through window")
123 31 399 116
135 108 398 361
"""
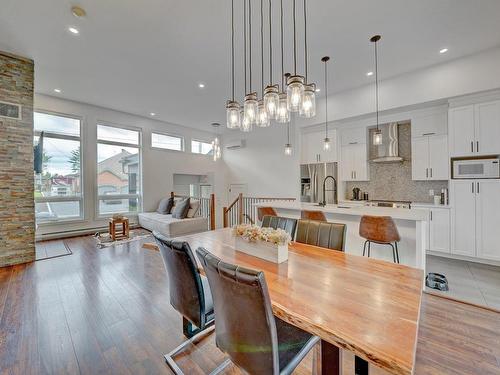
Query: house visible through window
34 112 82 223
191 139 213 155
151 132 184 151
97 124 142 215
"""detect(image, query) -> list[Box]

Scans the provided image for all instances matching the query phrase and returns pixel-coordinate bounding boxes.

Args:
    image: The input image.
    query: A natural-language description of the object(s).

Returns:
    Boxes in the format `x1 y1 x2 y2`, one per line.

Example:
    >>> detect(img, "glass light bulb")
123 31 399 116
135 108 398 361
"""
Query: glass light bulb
256 100 270 127
299 84 316 118
284 143 292 156
243 93 257 125
241 111 252 132
286 75 305 112
263 85 280 120
373 130 383 145
276 93 290 123
323 137 331 151
226 101 241 129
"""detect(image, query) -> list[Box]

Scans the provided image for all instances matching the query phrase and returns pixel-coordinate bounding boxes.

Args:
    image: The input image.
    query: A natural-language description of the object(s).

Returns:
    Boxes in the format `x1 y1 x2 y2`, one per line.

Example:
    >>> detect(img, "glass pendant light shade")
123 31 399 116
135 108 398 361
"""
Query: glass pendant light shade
373 129 383 145
286 75 305 112
243 92 258 126
226 100 241 129
276 93 290 123
263 85 279 119
300 83 316 118
240 110 252 132
256 100 270 127
323 137 331 151
212 137 222 161
284 143 292 156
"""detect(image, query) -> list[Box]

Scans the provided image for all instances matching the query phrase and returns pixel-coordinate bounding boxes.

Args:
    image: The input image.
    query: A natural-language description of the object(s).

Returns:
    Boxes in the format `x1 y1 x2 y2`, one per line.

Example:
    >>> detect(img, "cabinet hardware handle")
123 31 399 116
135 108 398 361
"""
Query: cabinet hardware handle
476 141 479 153
426 168 428 178
472 182 474 193
430 168 433 178
349 142 358 145
477 182 480 194
430 211 433 220
471 141 474 153
422 132 436 136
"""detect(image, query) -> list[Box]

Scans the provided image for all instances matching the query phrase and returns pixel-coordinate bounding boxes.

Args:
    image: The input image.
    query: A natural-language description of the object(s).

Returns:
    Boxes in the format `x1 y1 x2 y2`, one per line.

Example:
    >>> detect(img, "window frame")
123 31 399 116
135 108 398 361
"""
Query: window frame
33 110 84 225
191 138 214 155
96 121 143 218
150 131 185 152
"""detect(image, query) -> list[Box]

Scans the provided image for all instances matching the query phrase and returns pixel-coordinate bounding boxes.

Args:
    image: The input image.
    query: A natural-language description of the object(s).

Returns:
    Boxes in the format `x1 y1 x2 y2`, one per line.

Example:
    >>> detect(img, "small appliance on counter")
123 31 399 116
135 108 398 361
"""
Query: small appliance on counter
352 187 361 200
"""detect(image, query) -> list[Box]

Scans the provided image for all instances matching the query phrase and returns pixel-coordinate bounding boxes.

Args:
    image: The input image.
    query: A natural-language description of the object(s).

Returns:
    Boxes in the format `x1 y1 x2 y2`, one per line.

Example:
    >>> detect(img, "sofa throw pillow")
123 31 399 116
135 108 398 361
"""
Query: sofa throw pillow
156 197 174 214
172 198 191 219
186 199 200 218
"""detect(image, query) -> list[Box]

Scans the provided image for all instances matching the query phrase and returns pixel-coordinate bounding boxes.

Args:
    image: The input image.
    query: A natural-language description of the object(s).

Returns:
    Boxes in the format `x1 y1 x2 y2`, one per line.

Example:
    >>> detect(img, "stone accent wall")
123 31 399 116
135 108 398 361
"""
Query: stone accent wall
0 51 35 267
346 123 448 202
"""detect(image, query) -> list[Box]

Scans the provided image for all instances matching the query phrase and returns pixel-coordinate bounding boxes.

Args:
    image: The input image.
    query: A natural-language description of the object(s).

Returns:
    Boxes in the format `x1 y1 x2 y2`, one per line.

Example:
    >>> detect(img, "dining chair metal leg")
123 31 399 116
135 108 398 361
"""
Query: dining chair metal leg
165 323 228 375
389 243 396 263
362 240 368 257
395 242 400 264
367 241 371 258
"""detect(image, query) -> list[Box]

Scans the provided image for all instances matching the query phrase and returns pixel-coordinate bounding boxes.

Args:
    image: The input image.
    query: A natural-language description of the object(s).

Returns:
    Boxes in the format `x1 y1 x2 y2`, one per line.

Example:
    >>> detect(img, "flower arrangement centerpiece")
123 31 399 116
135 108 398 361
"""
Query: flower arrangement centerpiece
232 224 291 263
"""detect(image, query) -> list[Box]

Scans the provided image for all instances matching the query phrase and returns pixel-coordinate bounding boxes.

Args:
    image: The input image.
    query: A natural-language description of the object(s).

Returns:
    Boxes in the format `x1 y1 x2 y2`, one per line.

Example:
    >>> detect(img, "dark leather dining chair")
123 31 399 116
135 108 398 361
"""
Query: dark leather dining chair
261 215 298 239
295 219 347 251
301 210 327 222
196 247 320 375
359 215 401 263
153 232 230 375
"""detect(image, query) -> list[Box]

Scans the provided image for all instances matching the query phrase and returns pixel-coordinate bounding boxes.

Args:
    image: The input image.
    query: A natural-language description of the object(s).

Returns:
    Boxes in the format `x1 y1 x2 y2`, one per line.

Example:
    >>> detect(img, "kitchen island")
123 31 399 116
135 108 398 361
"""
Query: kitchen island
255 201 428 271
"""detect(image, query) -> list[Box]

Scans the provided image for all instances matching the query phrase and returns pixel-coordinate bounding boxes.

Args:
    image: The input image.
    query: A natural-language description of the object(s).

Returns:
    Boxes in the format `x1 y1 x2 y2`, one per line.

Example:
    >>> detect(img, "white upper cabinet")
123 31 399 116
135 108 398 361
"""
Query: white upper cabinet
475 100 500 156
449 101 500 157
475 179 500 261
340 127 366 146
341 143 369 181
412 111 447 138
301 129 337 164
412 134 449 180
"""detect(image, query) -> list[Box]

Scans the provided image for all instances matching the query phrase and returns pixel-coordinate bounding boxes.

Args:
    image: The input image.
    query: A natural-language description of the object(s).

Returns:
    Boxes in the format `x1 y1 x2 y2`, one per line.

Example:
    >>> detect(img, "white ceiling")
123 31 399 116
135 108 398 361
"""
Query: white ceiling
1 0 500 132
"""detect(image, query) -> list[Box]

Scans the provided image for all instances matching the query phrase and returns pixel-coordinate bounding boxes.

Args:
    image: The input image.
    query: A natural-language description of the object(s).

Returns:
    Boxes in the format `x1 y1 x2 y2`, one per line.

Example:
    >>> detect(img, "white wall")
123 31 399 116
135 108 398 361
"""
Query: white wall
35 94 227 237
224 46 500 198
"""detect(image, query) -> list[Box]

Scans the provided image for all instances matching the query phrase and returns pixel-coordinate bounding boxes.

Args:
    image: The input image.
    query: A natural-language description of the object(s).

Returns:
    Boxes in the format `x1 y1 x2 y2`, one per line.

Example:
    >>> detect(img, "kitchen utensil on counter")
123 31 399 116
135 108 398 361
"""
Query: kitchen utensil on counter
352 187 361 200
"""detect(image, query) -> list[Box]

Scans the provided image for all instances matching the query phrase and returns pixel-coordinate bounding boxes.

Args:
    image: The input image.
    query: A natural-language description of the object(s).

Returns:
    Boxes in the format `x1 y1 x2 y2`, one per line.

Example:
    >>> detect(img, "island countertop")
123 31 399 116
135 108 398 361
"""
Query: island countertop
254 201 429 221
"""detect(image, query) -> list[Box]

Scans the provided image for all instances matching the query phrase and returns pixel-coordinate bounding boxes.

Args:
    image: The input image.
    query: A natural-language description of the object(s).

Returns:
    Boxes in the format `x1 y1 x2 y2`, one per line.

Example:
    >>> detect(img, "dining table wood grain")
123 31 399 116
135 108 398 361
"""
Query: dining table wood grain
174 228 424 375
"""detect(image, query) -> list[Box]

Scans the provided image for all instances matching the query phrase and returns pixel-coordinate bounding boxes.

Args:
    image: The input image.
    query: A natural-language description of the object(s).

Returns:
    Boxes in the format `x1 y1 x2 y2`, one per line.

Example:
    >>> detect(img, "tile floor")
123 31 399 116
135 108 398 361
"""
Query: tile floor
426 255 500 309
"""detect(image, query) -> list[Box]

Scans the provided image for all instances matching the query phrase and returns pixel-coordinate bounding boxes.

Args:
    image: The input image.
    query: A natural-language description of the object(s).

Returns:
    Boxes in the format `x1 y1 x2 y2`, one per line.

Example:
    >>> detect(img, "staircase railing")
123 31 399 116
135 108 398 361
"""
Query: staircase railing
172 192 215 230
222 194 295 228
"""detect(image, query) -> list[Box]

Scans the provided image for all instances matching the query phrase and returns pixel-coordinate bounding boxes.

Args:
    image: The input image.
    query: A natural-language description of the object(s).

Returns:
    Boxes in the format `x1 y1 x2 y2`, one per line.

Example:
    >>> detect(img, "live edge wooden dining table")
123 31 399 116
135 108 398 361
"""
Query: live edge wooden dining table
174 228 424 375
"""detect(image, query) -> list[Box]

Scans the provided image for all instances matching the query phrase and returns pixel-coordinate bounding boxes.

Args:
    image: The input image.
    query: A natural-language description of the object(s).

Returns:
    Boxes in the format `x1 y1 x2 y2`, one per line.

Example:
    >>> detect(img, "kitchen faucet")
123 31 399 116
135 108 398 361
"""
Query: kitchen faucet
319 175 337 206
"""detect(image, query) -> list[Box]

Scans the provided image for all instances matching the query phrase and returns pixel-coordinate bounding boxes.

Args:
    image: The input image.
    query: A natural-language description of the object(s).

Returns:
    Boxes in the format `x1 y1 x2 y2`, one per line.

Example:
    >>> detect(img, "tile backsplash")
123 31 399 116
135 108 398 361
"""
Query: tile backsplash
345 123 448 202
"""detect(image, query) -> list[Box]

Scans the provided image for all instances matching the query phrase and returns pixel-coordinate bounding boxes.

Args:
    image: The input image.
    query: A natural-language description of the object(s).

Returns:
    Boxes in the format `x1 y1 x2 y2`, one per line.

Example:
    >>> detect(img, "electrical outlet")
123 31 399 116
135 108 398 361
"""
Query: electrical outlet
429 189 434 196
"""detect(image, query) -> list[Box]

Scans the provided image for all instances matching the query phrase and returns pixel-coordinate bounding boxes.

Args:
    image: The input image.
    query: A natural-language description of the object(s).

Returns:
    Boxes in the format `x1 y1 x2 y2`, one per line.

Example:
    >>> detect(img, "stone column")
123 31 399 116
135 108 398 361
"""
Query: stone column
0 51 35 267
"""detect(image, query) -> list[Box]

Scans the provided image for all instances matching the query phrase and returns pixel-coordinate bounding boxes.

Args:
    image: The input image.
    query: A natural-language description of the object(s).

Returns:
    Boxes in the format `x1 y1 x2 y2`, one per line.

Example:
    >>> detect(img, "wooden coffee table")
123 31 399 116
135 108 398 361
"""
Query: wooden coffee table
109 217 129 241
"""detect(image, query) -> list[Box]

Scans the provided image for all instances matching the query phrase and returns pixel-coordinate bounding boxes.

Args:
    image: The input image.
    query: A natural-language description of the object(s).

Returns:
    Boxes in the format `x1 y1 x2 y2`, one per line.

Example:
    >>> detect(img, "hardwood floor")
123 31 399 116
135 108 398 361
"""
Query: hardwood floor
1 234 500 374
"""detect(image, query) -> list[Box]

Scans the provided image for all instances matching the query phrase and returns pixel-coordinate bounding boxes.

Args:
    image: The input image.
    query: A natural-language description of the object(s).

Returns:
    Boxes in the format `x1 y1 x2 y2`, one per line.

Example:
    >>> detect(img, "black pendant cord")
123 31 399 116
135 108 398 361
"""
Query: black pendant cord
249 0 252 93
244 0 247 94
231 0 235 100
260 0 264 95
280 0 285 89
292 0 297 75
374 40 379 130
324 59 328 138
268 0 272 85
303 0 308 82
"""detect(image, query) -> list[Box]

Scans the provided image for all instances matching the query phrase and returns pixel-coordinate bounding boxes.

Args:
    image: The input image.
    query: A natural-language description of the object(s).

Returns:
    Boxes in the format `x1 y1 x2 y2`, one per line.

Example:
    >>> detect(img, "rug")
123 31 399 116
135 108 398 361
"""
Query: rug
95 228 152 248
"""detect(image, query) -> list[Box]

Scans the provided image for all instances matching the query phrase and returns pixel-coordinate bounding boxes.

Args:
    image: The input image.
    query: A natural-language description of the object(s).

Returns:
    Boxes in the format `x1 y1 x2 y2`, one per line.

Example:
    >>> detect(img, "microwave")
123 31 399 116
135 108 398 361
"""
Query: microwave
452 158 500 179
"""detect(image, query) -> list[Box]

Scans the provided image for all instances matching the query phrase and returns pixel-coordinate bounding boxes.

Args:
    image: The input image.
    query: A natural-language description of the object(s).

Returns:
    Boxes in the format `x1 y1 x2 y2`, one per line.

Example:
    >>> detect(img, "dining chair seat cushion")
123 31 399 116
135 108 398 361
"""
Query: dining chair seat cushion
296 220 346 251
261 215 298 239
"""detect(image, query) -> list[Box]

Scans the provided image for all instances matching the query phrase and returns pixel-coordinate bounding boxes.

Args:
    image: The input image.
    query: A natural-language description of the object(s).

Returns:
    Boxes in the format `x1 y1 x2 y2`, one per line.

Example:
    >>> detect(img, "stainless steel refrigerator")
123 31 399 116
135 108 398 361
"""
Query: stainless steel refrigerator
300 163 337 204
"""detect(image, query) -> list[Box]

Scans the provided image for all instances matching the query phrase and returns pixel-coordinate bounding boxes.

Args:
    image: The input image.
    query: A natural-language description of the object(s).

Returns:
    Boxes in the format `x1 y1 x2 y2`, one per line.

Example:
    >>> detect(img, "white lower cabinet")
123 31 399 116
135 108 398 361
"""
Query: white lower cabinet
451 179 500 260
429 208 450 253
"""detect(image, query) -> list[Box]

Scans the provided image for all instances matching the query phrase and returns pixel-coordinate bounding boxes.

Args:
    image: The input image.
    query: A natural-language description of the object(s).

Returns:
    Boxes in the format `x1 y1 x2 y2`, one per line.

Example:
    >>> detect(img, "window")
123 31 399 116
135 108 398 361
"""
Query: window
34 112 82 223
191 139 213 155
97 124 142 215
151 132 184 151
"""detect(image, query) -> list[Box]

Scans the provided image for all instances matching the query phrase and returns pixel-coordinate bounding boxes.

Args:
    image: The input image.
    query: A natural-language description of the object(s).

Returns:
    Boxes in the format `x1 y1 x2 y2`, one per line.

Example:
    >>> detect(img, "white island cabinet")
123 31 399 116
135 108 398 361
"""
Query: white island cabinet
254 201 428 272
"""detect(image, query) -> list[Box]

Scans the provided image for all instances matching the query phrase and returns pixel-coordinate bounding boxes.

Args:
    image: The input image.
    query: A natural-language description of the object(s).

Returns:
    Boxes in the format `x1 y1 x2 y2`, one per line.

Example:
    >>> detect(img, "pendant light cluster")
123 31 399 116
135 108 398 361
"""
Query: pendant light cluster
211 123 222 161
225 0 317 132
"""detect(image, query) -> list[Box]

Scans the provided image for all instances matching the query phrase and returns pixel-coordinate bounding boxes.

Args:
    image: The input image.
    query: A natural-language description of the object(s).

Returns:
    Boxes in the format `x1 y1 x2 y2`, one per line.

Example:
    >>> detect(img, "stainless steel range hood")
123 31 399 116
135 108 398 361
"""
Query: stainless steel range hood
371 122 404 163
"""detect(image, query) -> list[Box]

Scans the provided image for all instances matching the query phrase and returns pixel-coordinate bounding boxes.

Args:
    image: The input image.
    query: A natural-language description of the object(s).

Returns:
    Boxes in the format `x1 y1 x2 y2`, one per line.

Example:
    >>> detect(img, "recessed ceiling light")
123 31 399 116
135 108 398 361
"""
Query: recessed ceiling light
439 48 448 54
198 83 205 88
68 27 79 34
71 6 87 18
366 71 374 76
315 88 320 92
150 112 156 116
54 88 61 93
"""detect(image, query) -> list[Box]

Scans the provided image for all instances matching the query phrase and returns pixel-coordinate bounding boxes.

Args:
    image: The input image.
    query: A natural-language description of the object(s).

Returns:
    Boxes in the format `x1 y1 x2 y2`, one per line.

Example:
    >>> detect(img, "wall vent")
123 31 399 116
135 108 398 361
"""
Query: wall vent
0 101 22 120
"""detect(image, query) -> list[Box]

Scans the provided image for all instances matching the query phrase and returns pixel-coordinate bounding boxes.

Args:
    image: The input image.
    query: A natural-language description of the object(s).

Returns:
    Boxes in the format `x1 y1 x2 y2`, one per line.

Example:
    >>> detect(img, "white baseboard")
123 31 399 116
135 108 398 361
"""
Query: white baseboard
427 251 500 267
36 224 142 241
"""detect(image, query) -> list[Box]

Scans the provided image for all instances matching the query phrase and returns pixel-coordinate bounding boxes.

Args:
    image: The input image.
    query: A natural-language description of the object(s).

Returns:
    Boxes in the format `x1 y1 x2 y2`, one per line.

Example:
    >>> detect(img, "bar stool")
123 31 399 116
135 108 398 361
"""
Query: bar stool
359 215 400 263
301 210 327 222
257 206 277 221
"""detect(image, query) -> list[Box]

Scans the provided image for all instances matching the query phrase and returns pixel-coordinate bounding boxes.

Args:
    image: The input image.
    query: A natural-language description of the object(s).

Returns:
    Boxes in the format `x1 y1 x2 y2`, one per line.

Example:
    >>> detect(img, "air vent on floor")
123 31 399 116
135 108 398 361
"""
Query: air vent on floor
0 101 22 120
